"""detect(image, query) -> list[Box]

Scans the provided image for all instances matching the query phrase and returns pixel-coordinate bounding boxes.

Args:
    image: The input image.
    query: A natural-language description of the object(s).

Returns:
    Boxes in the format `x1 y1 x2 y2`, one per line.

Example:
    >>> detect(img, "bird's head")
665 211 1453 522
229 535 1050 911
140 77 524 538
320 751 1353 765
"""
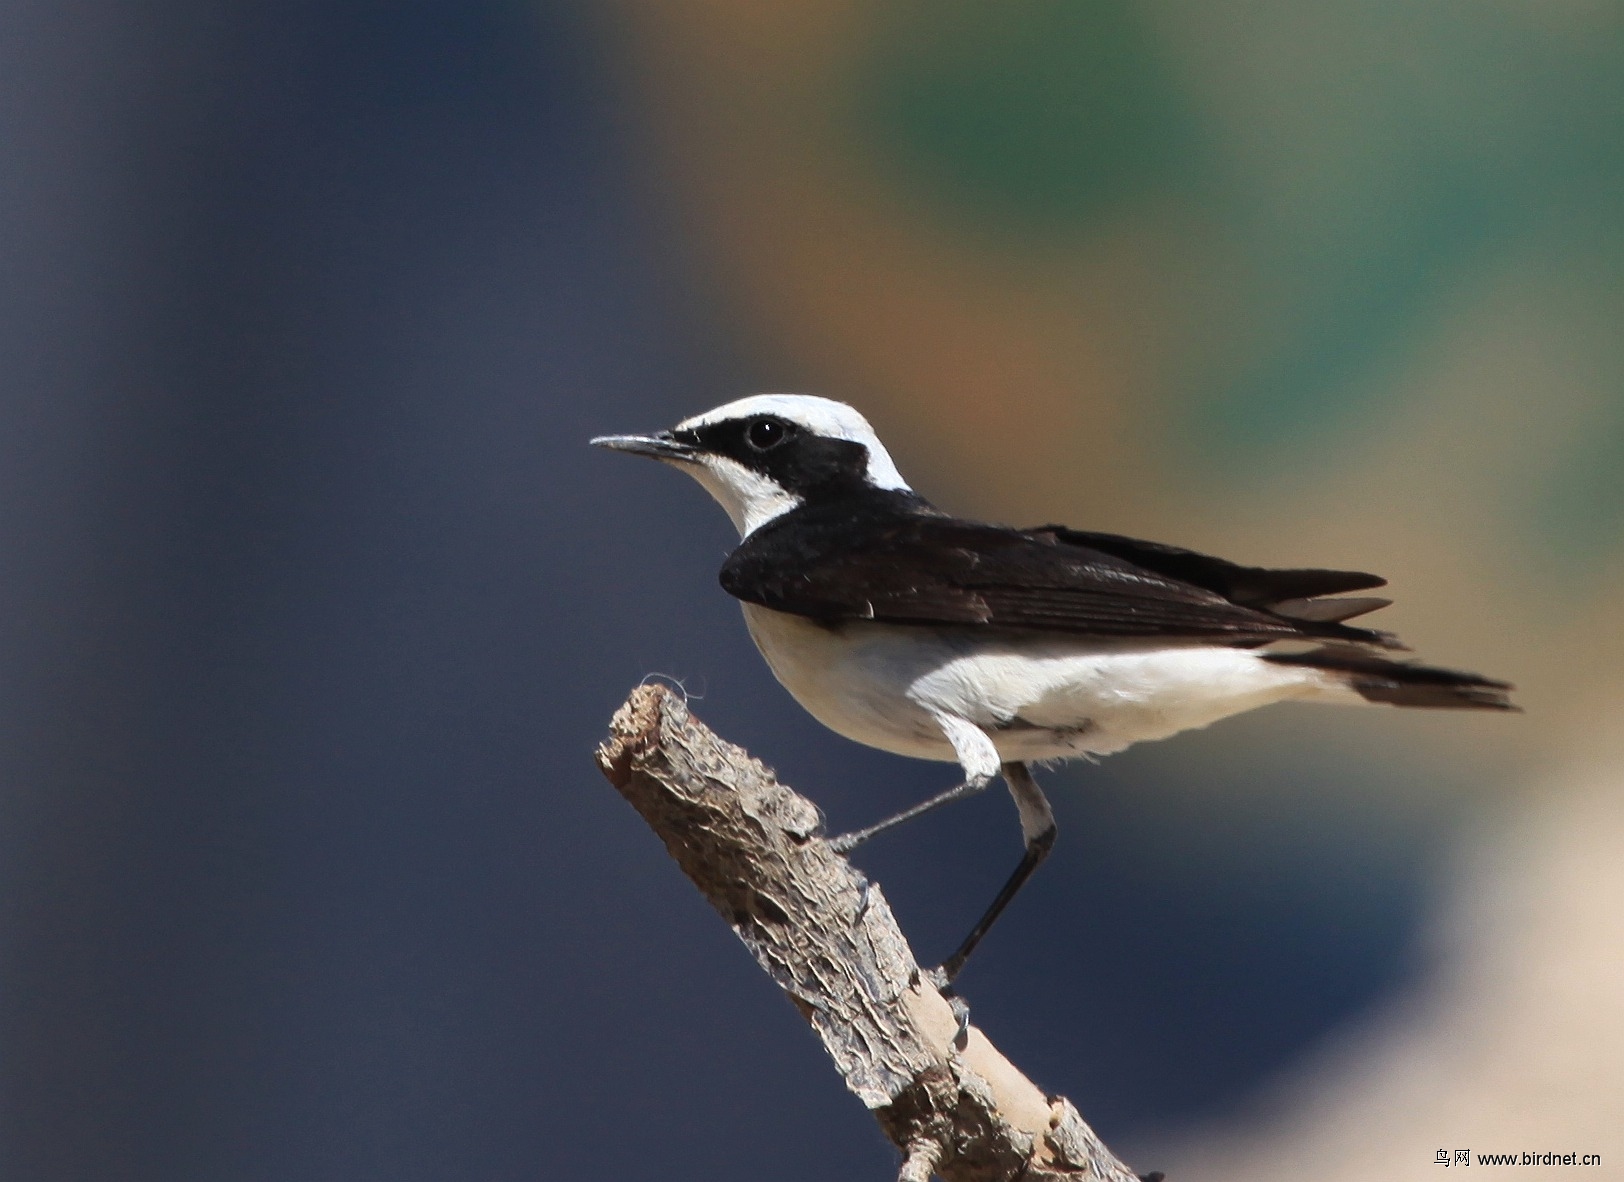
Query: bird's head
591 394 911 536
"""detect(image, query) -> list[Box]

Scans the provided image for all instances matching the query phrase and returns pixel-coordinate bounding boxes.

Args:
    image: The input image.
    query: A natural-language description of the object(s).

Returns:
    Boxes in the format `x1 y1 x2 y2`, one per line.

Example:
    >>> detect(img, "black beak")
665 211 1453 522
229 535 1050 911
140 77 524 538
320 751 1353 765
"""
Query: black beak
589 431 697 462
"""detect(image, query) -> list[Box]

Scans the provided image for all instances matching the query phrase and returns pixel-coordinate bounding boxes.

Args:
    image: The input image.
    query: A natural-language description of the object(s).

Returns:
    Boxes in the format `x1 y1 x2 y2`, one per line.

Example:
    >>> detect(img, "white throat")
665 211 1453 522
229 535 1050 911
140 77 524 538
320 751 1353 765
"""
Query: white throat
682 455 802 537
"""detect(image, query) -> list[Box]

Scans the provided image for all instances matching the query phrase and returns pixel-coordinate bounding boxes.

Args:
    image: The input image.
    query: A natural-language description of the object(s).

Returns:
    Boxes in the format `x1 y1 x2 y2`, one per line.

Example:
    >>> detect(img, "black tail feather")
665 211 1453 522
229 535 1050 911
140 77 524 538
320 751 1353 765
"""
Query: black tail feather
1265 646 1517 711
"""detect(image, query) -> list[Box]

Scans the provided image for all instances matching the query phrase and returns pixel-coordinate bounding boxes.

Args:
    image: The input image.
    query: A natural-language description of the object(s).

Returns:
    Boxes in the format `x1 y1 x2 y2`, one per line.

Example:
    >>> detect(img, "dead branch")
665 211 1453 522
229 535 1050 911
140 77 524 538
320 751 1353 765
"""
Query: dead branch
595 684 1156 1182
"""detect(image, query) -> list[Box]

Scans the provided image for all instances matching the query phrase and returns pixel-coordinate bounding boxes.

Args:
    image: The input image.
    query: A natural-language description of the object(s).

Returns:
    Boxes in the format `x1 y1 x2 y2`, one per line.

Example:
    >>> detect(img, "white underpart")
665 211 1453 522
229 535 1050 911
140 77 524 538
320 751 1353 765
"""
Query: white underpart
742 604 1368 767
671 394 909 536
929 709 1002 783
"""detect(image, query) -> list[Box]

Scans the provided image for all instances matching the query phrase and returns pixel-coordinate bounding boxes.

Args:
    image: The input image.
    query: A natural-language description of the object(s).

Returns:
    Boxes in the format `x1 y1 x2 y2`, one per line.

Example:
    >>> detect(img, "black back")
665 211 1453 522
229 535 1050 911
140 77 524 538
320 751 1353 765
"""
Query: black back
720 488 1397 647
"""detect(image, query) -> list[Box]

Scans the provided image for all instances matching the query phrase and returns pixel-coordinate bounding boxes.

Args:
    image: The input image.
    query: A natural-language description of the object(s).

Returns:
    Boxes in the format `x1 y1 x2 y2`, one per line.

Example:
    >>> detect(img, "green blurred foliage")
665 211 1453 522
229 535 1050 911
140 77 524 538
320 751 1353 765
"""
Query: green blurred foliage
848 1 1624 561
852 0 1204 235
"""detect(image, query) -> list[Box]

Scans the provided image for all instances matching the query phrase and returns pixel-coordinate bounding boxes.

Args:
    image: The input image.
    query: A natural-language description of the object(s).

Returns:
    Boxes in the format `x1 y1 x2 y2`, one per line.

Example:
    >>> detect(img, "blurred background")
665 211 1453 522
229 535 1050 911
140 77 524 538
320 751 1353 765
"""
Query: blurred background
2 2 1621 1179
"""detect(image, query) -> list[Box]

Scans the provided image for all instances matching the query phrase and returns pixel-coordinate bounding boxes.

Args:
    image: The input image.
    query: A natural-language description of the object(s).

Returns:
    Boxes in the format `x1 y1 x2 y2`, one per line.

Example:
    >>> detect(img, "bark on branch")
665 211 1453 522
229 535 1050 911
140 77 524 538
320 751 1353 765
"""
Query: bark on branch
595 684 1155 1182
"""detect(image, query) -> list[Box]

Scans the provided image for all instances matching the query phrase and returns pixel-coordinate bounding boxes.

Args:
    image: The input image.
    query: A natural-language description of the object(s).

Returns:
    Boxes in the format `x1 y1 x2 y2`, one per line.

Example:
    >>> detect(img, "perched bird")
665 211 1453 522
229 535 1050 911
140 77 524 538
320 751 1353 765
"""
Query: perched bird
593 395 1514 982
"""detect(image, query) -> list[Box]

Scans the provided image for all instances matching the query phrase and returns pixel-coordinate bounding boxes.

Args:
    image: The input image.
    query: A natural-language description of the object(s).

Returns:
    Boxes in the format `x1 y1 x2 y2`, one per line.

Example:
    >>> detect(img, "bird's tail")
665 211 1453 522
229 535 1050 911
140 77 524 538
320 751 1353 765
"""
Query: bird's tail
1265 645 1517 710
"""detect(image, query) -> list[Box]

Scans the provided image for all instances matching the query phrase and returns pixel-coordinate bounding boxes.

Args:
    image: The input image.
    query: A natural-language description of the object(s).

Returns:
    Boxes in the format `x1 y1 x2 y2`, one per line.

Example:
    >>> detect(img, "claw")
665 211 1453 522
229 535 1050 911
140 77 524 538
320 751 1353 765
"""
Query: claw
829 831 861 854
946 993 971 1048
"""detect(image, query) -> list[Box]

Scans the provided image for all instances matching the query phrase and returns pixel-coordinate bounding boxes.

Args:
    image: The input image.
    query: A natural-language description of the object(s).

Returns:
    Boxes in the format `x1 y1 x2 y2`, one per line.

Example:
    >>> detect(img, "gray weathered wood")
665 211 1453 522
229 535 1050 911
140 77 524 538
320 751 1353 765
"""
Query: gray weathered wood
595 684 1151 1182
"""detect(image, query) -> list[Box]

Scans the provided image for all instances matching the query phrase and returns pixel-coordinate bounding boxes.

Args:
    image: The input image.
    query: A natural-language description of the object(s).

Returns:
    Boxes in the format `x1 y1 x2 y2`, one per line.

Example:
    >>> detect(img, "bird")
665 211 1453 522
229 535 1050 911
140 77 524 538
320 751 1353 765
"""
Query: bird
592 394 1515 984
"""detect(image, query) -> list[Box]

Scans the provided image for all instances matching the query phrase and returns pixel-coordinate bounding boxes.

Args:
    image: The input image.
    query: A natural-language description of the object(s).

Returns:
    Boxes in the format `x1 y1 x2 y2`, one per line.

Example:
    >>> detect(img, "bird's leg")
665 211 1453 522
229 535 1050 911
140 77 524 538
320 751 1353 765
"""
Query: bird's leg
830 709 1003 854
828 775 994 853
937 762 1056 984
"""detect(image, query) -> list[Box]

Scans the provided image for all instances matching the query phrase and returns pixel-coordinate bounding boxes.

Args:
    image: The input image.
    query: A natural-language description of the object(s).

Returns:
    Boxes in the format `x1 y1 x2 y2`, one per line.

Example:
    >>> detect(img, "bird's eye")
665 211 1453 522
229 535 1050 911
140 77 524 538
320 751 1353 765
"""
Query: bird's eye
745 417 794 451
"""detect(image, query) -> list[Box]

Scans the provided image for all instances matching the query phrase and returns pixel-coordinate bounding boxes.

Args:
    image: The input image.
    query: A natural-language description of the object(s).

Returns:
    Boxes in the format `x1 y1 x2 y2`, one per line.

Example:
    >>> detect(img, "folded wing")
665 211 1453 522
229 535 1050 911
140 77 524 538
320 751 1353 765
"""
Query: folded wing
721 503 1400 647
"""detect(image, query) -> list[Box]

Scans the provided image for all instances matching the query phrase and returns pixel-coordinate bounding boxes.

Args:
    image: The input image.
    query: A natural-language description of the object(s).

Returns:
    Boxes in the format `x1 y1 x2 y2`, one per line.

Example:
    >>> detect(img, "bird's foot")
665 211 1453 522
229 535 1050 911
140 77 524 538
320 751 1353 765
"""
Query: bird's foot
921 966 971 1048
828 829 866 855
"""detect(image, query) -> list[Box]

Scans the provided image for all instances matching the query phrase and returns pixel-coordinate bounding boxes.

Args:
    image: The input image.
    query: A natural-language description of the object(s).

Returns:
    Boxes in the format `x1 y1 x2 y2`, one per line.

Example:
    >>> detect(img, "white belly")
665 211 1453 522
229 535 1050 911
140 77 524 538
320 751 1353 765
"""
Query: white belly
741 604 1353 764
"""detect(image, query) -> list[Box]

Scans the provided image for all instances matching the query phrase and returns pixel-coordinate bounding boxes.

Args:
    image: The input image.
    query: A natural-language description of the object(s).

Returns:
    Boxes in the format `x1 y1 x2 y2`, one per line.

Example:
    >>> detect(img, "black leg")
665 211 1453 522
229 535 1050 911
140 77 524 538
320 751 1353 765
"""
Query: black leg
937 762 1055 983
828 771 995 853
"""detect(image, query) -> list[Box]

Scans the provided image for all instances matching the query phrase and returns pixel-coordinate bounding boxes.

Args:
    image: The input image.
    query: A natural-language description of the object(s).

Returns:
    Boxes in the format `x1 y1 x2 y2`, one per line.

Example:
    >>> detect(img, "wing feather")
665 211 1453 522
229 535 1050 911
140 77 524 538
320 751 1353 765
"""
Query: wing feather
721 502 1397 646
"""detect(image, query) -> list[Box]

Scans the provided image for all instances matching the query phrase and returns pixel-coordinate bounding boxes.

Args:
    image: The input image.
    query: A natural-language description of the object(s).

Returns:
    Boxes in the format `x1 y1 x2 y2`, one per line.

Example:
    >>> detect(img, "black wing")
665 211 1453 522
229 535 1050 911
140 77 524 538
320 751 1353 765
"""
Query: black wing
1035 527 1391 622
721 497 1397 647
